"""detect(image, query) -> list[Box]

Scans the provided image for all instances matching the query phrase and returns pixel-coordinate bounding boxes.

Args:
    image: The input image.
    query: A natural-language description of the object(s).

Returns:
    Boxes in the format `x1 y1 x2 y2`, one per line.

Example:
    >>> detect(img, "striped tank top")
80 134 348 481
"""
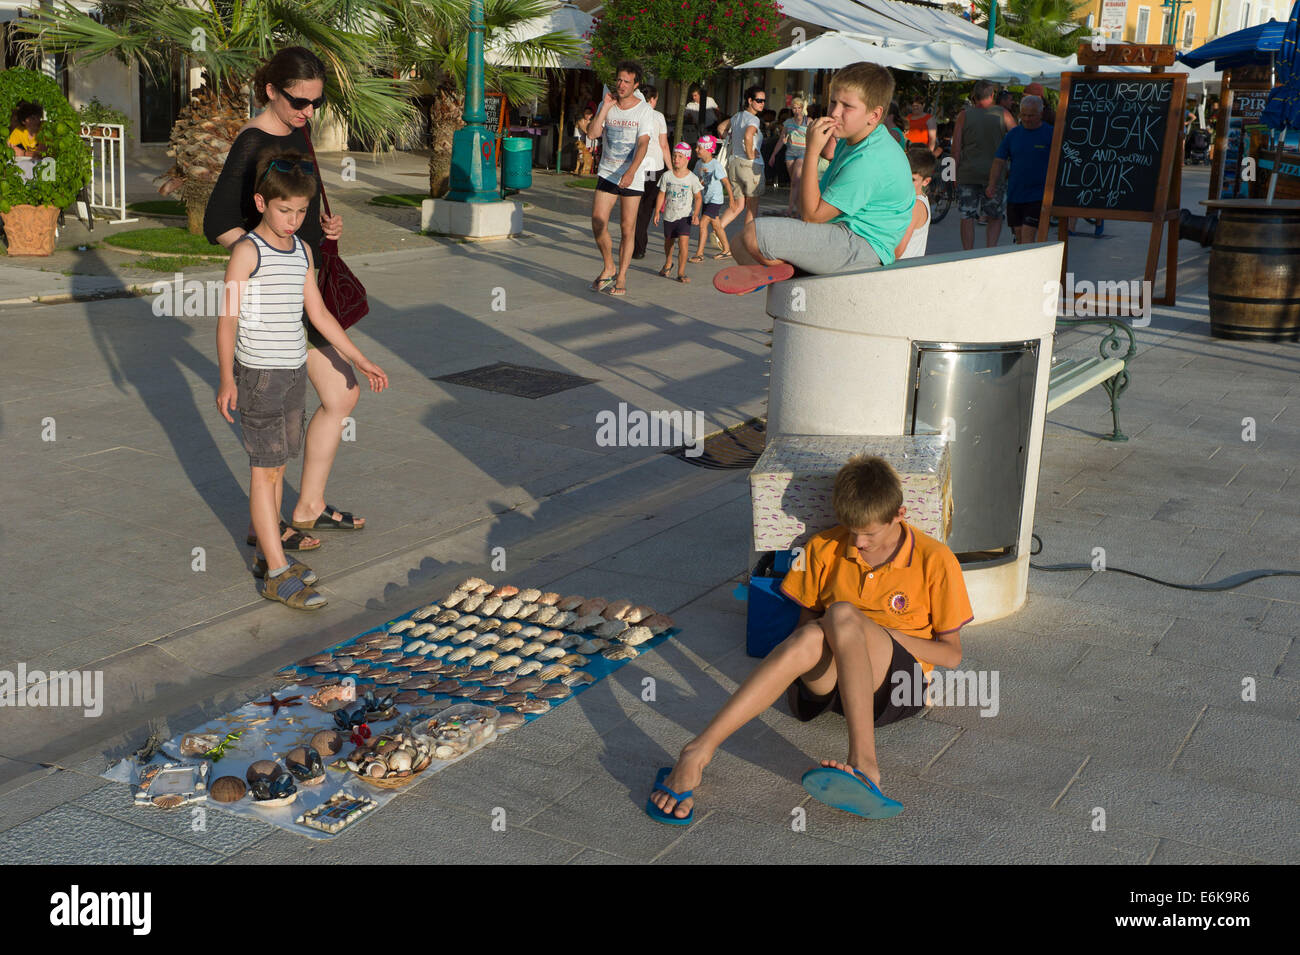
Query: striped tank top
234 231 309 369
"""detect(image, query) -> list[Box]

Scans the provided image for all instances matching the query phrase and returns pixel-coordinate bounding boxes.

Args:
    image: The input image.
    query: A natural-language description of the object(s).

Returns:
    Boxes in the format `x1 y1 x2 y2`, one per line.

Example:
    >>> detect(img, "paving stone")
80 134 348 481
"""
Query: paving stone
655 808 900 864
1153 617 1293 678
1172 706 1300 801
75 782 274 855
1147 837 1258 865
0 804 223 864
921 730 1089 808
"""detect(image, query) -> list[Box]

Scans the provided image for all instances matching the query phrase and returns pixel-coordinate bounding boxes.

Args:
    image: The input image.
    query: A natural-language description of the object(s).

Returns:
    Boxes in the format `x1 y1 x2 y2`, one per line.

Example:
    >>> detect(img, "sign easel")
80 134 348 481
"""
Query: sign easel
1037 43 1187 309
1209 64 1272 199
484 92 508 164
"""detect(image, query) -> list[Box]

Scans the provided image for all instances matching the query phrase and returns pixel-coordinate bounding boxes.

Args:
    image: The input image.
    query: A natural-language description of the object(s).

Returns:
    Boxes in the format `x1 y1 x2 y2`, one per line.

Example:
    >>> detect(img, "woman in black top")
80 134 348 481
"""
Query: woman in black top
205 46 364 558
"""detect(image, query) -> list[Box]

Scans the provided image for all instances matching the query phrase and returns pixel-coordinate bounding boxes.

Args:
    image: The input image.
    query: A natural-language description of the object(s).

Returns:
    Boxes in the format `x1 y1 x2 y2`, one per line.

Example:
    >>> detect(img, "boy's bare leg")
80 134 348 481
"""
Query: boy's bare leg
615 194 641 289
590 190 618 282
661 235 673 274
251 465 289 573
676 235 690 279
692 219 710 259
814 602 897 788
294 345 360 528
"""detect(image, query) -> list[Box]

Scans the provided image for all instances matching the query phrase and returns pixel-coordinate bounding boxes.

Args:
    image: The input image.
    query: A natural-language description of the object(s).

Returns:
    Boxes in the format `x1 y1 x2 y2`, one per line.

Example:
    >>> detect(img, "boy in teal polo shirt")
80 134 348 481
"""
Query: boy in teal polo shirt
714 62 915 295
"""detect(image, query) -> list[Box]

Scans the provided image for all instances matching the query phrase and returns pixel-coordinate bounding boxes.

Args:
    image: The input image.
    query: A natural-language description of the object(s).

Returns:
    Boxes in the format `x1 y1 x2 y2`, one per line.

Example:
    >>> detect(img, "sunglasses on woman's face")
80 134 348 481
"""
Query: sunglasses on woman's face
275 84 326 111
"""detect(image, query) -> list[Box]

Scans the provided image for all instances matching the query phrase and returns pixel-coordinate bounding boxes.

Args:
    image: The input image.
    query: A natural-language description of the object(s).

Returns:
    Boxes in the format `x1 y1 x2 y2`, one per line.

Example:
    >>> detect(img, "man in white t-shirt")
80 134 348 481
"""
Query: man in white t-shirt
587 61 654 296
632 85 673 259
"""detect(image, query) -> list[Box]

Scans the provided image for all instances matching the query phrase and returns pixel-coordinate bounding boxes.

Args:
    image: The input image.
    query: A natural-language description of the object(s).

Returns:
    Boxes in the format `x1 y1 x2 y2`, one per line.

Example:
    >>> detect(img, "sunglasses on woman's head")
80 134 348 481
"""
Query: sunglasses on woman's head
258 158 316 186
275 84 326 111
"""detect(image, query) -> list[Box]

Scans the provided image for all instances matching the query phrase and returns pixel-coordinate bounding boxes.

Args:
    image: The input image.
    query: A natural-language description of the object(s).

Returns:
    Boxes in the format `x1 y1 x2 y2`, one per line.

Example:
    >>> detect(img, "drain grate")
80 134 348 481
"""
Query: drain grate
434 362 598 399
667 417 767 469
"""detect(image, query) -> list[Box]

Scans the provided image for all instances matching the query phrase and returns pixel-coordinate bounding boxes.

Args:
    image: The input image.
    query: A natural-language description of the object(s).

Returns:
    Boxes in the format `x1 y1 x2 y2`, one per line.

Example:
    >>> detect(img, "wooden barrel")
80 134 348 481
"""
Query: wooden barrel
1204 199 1300 341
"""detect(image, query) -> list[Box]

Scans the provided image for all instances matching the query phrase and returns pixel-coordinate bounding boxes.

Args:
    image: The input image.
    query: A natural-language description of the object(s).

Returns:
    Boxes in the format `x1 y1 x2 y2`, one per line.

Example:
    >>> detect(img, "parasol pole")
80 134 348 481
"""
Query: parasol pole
1268 51 1280 202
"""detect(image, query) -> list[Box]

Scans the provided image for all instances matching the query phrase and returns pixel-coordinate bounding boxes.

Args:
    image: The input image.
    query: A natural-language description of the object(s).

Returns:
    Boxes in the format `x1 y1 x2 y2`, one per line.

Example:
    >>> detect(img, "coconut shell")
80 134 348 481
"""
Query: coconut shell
310 730 345 758
246 760 282 785
211 776 247 803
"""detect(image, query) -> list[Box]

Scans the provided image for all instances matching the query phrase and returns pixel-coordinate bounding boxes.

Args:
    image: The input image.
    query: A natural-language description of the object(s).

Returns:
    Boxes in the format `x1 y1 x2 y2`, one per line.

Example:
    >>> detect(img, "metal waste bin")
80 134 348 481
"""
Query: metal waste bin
904 340 1040 563
502 136 533 190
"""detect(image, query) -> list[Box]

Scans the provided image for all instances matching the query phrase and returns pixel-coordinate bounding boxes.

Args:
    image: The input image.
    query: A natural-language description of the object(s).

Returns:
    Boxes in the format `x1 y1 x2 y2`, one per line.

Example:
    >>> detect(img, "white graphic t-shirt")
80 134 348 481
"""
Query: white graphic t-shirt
597 100 655 189
658 169 703 221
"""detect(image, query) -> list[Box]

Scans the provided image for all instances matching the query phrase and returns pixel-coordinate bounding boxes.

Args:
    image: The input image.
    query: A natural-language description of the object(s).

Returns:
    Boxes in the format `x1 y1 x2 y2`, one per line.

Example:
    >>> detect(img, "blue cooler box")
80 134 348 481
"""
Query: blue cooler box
746 551 802 658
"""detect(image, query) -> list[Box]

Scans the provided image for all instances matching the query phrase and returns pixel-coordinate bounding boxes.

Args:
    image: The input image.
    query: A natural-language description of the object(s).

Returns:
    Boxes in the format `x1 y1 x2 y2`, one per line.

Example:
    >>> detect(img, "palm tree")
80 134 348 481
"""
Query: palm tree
15 0 419 233
387 0 582 197
975 0 1089 57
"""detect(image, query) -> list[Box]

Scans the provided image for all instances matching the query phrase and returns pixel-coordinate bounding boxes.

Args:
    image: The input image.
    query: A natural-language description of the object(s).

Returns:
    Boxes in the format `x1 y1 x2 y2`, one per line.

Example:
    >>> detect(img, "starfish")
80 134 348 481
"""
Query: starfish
246 717 271 727
253 694 303 715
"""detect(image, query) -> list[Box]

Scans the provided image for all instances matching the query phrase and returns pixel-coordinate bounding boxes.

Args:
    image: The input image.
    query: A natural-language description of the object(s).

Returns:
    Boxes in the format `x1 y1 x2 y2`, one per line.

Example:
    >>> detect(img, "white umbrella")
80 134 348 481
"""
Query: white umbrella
485 2 591 68
736 31 921 71
890 40 1036 83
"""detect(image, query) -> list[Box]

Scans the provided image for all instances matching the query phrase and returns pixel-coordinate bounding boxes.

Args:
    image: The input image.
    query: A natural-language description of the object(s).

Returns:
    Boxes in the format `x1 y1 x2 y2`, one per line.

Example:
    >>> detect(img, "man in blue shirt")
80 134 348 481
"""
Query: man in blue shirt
987 95 1053 245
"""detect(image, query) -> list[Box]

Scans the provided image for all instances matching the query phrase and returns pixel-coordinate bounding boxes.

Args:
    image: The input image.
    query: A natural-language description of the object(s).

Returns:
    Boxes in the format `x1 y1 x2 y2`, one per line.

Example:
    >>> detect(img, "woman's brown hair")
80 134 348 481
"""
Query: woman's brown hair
252 46 327 107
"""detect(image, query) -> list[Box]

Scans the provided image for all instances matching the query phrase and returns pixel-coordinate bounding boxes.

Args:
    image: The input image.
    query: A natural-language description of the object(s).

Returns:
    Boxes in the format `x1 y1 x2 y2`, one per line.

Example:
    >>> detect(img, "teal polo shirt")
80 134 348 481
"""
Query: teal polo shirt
819 123 916 266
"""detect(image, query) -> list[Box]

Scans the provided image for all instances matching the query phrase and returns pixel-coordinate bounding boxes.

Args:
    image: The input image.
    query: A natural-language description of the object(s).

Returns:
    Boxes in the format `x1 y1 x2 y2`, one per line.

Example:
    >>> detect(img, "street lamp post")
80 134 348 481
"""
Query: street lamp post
1161 0 1193 46
446 0 498 202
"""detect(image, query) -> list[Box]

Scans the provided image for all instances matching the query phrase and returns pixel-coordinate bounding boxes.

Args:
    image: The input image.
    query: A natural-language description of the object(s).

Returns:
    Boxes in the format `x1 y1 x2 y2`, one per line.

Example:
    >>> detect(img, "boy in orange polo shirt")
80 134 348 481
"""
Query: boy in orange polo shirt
647 455 973 824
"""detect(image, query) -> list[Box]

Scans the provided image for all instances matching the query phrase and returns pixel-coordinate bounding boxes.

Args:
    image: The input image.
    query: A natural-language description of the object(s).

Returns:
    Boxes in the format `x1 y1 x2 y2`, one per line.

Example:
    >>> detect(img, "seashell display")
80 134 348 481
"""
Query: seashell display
517 699 552 714
538 663 572 681
538 592 561 606
576 597 608 617
388 620 417 634
602 645 639 661
450 630 478 645
414 659 446 673
447 647 476 662
518 641 546 657
474 582 496 595
311 730 346 757
443 589 469 608
515 603 541 619
496 712 528 730
512 660 544 677
474 617 502 632
434 610 461 624
506 676 543 693
497 694 530 708
490 654 523 672
555 595 586 611
642 613 675 635
431 680 463 694
469 649 500 667
625 605 654 624
601 599 634 620
395 691 424 705
526 605 559 625
460 593 486 612
538 629 566 645
549 611 578 630
211 776 247 803
595 619 629 638
536 646 567 661
479 596 504 617
493 584 520 598
457 576 488 592
495 636 526 652
429 644 454 659
517 625 543 638
572 614 606 633
410 623 438 638
456 614 482 628
561 671 595 688
497 598 524 619
387 750 414 773
536 684 572 700
411 603 442 621
472 688 505 702
471 633 501 649
478 672 516 687
518 588 542 604
404 640 427 652
498 621 524 635
620 626 654 647
559 653 590 667
300 653 333 667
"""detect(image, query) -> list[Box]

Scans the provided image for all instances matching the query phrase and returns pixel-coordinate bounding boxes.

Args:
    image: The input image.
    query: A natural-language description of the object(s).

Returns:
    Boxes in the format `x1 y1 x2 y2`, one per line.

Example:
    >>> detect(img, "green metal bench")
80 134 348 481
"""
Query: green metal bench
1046 318 1138 442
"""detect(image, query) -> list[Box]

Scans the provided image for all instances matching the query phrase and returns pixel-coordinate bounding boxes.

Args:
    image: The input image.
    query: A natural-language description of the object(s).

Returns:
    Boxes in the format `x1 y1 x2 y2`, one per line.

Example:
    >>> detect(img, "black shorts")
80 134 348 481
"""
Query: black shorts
701 201 724 219
662 217 691 240
596 176 643 197
786 635 928 727
1006 200 1043 230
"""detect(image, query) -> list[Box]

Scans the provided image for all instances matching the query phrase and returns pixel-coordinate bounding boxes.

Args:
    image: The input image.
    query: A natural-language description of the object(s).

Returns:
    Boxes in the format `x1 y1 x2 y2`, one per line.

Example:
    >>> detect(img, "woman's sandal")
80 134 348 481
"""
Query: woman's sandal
291 504 364 532
676 274 691 283
658 265 673 277
713 250 732 260
688 255 705 263
591 275 616 292
609 284 627 296
246 521 322 551
261 563 328 611
252 555 318 584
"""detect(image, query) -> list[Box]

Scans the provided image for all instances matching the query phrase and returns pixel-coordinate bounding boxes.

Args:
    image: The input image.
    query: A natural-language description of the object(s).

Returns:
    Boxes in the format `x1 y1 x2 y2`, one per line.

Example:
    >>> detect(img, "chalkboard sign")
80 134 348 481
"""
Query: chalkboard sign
484 92 506 141
1050 75 1177 213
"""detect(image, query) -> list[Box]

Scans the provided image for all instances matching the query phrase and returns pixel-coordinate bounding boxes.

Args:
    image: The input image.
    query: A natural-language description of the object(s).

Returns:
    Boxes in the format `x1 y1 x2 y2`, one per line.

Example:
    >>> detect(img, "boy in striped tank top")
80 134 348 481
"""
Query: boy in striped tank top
216 150 388 610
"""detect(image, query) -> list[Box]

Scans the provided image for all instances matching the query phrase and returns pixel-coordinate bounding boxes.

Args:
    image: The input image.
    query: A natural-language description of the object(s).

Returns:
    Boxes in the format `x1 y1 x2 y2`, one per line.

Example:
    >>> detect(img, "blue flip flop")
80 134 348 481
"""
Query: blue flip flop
645 767 694 826
801 765 904 819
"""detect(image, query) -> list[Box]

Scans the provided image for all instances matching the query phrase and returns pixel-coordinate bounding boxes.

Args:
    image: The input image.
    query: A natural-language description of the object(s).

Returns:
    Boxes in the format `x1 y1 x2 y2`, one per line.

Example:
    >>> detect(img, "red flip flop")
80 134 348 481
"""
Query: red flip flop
713 263 795 295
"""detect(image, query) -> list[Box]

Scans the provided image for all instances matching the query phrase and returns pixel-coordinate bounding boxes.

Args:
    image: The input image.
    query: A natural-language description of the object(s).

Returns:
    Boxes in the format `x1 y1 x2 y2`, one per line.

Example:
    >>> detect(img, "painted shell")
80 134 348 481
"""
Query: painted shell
457 576 488 592
517 699 552 714
576 597 608 617
447 647 476 662
497 694 530 708
517 641 546 657
642 613 675 635
538 629 566 645
548 611 578 630
469 650 500 667
506 676 543 693
555 595 585 612
561 670 595 688
536 684 572 700
450 630 478 645
576 637 610 654
602 645 640 661
602 599 634 620
559 653 590 667
434 610 461 624
620 626 654 647
471 633 501 649
526 605 559 625
411 603 443 621
387 620 417 634
537 663 573 681
443 589 469 608
474 617 503 633
478 596 504 617
595 619 629 638
431 680 463 694
490 654 523 673
495 636 526 653
537 592 561 606
512 660 544 677
498 621 524 635
460 593 486 612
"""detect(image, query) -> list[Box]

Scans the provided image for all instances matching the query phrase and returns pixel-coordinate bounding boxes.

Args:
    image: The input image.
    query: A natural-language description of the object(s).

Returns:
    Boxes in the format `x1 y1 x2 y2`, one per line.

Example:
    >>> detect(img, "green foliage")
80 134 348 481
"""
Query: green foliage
975 0 1089 57
369 192 429 206
104 227 226 255
589 0 783 86
0 68 92 212
77 97 133 136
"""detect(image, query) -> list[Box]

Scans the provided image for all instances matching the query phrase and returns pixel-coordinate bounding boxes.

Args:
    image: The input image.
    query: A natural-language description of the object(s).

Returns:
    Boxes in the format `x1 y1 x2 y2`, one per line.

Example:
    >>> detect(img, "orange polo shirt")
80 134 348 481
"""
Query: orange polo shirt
779 521 973 675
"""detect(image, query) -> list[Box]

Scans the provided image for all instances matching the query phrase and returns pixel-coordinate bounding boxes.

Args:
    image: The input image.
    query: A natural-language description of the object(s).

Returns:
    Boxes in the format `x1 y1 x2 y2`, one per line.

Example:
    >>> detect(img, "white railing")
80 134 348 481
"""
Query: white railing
78 123 138 224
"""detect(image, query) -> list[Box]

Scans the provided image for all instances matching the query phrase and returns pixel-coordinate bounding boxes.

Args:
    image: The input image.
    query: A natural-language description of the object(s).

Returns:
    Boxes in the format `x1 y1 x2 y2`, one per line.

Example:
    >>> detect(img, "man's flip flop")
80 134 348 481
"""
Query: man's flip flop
713 263 794 295
645 767 694 826
591 276 615 292
801 765 903 819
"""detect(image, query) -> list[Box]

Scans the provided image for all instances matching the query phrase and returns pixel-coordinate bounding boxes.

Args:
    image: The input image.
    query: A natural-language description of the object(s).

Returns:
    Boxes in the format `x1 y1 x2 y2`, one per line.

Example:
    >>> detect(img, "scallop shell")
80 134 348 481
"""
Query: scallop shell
517 699 552 714
620 626 654 647
536 684 572 700
400 677 434 690
313 661 343 673
514 587 538 603
375 672 407 685
469 650 500 667
555 595 585 611
211 776 247 803
538 629 566 645
557 633 584 650
538 663 572 681
506 676 543 693
478 672 516 687
576 637 610 654
441 666 474 680
388 620 417 634
497 598 524 619
300 653 333 667
411 603 443 620
474 582 496 595
535 646 567 661
377 637 405 650
572 614 606 633
495 636 526 652
642 613 675 634
490 654 523 673
625 605 654 624
595 619 629 638
538 592 561 606
561 670 595 688
447 647 476 662
496 713 528 730
457 576 488 592
434 609 461 624
429 644 454 658
404 640 427 653
517 641 546 657
377 651 405 663
431 680 463 694
515 603 541 620
407 623 436 639
478 596 504 616
548 611 578 629
526 605 559 625
576 597 608 617
474 617 503 632
559 653 589 667
512 625 539 639
455 614 482 628
450 630 478 645
493 584 520 598
431 625 458 641
497 694 530 708
473 687 506 702
395 691 424 705
414 659 447 672
601 599 634 620
512 660 544 677
498 621 524 635
602 645 639 661
460 593 485 612
471 632 501 649
443 589 470 608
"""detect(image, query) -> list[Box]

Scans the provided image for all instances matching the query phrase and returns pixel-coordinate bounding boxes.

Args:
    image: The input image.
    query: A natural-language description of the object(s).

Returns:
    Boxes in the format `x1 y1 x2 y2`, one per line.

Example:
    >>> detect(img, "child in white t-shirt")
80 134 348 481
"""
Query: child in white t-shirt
895 146 934 261
653 143 703 283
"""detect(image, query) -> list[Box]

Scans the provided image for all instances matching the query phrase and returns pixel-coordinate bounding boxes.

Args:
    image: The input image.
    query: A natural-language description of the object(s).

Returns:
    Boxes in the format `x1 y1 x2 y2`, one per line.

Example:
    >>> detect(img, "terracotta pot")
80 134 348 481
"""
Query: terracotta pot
0 204 60 256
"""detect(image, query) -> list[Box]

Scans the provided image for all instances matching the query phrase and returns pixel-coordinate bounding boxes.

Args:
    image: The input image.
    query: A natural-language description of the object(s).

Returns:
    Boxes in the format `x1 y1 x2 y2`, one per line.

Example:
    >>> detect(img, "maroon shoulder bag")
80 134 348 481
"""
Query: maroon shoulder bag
302 124 369 330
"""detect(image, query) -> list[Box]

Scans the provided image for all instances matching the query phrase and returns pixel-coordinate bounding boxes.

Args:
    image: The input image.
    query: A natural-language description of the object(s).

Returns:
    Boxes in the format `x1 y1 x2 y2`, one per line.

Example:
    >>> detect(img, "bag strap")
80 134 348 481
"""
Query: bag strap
301 122 332 218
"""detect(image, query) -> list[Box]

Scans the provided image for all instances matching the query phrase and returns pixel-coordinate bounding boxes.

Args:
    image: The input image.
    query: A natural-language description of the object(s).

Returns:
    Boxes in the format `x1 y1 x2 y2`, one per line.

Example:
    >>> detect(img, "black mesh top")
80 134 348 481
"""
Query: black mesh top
203 124 323 261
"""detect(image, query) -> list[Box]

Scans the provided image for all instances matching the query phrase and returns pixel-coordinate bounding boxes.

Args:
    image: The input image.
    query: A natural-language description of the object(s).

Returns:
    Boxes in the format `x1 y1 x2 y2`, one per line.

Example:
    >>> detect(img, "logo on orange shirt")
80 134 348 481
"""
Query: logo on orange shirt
887 591 909 614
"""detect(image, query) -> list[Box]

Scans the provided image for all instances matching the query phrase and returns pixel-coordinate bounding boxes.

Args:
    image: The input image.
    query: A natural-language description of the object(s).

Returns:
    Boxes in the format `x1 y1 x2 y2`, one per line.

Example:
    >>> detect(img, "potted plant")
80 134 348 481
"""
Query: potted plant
77 97 131 140
1 68 92 255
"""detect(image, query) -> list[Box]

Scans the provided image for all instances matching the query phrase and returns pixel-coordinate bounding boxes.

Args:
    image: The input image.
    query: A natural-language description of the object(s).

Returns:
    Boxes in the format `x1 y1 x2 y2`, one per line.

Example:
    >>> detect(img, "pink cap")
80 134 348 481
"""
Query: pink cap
673 142 693 154
697 134 717 152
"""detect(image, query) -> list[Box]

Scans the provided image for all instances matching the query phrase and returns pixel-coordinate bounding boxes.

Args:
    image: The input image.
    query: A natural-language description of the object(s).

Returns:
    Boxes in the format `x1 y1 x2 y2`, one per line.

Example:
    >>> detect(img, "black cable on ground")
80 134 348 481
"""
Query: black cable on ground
1028 533 1300 593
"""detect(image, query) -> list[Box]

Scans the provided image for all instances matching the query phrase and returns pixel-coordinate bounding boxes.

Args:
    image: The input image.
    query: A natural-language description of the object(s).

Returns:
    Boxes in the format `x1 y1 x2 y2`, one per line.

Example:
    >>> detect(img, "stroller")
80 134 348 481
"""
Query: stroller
1185 126 1210 165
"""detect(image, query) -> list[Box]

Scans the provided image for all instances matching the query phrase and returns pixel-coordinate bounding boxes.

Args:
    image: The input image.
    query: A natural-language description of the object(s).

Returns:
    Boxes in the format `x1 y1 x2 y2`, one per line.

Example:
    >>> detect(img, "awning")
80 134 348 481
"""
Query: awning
1182 19 1287 70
